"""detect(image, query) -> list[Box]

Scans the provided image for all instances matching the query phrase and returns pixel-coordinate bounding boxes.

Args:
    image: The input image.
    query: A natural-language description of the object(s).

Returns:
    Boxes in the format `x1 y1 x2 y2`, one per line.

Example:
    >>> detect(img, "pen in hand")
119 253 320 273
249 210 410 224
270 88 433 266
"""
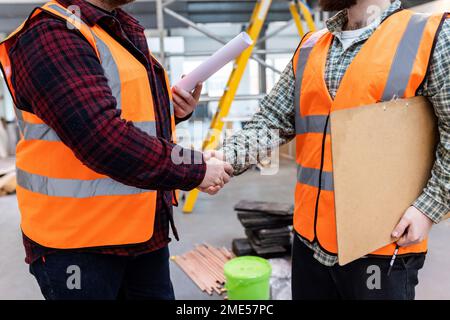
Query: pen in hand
387 244 400 276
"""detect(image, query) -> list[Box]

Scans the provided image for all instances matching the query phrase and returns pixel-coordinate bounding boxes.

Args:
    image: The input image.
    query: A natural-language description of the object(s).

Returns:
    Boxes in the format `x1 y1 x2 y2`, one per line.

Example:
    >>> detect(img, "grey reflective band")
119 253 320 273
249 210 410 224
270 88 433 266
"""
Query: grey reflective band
297 165 334 191
17 120 157 141
17 168 153 198
294 29 328 136
48 4 123 110
134 121 157 136
12 4 158 200
22 5 158 140
294 46 313 132
20 121 60 142
382 13 430 101
296 115 331 135
169 101 175 117
93 34 123 110
14 106 25 133
47 4 87 32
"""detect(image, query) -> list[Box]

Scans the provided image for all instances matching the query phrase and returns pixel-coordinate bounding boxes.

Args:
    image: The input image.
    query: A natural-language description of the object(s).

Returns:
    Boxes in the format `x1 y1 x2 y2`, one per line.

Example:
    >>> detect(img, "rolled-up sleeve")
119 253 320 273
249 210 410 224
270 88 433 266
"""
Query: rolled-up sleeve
414 19 450 223
222 63 297 175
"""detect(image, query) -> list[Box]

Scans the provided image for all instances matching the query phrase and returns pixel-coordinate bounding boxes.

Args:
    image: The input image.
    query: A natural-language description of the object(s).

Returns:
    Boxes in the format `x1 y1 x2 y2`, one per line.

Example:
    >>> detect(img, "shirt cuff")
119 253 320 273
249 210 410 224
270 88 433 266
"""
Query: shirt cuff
221 147 235 164
413 192 449 224
221 146 247 176
175 112 194 125
177 149 207 191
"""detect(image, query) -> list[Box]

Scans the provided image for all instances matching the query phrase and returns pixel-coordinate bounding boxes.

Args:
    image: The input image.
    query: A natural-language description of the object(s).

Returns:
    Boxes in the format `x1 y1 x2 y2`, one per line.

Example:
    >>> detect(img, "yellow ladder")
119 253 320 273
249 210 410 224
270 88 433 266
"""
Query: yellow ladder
289 1 305 36
182 0 317 213
290 0 317 37
183 0 272 213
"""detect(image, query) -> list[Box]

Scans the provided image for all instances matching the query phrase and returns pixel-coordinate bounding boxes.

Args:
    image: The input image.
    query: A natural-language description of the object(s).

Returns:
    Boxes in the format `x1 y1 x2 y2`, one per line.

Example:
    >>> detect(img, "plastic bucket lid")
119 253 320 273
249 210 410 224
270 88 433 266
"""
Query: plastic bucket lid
224 256 272 283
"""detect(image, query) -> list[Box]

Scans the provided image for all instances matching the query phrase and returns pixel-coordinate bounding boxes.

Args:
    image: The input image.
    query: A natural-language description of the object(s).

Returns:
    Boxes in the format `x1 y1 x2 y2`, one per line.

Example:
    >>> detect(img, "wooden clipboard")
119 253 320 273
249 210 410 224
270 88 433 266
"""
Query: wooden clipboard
330 97 447 266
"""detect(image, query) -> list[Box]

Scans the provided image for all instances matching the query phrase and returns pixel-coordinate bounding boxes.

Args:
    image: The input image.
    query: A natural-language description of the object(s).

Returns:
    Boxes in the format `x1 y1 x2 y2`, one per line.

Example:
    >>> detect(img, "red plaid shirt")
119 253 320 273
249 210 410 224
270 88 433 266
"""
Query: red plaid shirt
8 0 206 264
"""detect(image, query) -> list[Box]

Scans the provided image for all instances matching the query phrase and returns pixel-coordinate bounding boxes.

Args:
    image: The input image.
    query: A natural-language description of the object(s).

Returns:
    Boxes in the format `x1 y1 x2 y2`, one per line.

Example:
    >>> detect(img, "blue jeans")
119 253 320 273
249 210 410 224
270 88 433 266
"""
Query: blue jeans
29 246 175 300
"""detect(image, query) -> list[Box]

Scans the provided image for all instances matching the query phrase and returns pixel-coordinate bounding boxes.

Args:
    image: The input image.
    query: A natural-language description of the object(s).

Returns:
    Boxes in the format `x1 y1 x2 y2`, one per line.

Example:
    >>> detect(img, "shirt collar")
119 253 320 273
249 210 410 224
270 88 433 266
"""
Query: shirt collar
325 0 403 34
55 0 141 28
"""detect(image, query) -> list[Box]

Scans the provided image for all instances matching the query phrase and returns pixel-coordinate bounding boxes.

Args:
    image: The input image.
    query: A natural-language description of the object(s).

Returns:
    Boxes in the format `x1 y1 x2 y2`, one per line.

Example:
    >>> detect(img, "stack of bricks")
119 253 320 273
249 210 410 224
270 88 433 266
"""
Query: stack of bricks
232 200 293 258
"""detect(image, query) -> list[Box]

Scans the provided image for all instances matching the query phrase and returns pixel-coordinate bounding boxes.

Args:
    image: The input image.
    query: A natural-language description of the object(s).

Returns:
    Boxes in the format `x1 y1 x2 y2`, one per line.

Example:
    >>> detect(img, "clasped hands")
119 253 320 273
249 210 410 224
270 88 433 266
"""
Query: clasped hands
172 83 232 195
198 151 231 195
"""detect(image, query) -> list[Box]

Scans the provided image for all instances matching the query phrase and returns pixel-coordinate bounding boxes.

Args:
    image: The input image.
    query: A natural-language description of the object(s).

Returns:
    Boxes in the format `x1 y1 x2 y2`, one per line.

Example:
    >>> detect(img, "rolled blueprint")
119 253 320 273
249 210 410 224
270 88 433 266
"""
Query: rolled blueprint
175 32 253 92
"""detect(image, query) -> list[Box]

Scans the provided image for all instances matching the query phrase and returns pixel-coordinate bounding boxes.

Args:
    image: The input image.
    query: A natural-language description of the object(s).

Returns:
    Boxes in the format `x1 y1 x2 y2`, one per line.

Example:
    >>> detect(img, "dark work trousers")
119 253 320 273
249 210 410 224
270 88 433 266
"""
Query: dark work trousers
292 236 426 300
29 246 175 300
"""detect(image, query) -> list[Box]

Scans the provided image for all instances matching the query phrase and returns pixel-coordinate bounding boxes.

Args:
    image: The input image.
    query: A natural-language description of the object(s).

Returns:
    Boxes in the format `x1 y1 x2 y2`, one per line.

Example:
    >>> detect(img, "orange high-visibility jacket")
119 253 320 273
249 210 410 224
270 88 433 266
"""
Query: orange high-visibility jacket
0 1 177 249
293 9 448 257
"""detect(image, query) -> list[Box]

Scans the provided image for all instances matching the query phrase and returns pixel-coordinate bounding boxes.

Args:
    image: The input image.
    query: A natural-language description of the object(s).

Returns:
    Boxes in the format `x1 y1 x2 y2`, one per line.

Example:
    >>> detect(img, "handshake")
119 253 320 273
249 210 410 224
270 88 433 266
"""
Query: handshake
198 151 233 195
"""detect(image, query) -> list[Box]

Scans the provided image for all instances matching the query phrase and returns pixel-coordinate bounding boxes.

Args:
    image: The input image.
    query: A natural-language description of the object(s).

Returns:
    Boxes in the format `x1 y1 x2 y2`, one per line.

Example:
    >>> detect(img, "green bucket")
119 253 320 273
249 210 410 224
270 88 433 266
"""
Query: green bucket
224 256 272 300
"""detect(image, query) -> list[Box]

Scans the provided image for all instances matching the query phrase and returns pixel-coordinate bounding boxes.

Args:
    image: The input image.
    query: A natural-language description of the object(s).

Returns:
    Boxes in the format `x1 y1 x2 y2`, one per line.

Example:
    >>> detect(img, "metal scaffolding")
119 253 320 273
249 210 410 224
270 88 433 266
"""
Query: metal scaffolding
0 0 433 33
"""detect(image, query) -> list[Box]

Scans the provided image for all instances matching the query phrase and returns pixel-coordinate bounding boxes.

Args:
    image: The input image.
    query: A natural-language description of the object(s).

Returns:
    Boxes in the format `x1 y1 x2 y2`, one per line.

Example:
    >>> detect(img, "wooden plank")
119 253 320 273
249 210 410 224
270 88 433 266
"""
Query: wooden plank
172 245 232 297
185 252 218 292
191 250 225 283
174 257 207 292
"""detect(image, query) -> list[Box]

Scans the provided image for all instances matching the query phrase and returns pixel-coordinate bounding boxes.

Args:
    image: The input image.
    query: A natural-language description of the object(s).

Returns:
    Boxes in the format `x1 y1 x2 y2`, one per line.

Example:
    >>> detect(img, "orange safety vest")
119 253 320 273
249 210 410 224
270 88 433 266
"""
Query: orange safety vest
0 1 177 249
292 9 448 257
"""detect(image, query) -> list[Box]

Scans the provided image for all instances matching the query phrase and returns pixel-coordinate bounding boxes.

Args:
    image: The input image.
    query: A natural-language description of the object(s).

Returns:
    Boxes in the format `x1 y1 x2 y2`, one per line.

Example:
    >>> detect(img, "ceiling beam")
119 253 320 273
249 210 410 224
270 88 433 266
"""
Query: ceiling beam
0 0 434 33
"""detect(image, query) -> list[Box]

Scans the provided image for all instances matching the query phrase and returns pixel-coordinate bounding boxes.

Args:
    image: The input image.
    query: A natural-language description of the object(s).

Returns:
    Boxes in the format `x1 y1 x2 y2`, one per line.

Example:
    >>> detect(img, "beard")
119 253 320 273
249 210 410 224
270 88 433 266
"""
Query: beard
318 0 358 11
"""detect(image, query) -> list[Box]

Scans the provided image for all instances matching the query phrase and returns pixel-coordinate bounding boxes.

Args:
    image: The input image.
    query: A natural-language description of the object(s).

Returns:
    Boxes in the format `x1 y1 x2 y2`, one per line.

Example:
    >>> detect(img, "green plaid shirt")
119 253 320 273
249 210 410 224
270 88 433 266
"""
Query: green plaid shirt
222 1 450 266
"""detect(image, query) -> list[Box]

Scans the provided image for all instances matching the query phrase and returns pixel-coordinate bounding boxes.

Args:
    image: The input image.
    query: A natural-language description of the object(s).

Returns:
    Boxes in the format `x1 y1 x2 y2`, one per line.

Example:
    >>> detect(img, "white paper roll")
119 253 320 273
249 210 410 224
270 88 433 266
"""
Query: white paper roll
175 32 253 92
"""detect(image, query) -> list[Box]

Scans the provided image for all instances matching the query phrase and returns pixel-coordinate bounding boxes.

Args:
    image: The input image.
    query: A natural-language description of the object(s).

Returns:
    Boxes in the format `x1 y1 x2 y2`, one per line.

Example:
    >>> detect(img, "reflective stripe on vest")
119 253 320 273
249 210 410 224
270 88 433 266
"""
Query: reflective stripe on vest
294 29 332 192
17 168 151 198
15 3 157 143
18 118 157 142
298 164 334 192
294 13 434 191
292 9 446 256
0 1 169 248
47 4 124 108
295 13 432 135
382 13 431 101
11 13 158 196
294 29 328 137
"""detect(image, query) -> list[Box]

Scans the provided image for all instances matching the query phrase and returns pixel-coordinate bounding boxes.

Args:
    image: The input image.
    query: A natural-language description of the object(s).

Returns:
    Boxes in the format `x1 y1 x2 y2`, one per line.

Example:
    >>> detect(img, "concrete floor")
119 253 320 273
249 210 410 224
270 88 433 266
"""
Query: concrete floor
0 160 448 300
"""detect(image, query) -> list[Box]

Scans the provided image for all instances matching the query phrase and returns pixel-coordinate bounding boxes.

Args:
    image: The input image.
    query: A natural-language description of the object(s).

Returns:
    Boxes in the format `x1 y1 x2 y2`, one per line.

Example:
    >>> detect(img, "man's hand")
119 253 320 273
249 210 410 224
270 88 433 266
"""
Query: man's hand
172 82 203 119
392 206 434 247
204 150 224 162
202 150 230 194
198 157 233 195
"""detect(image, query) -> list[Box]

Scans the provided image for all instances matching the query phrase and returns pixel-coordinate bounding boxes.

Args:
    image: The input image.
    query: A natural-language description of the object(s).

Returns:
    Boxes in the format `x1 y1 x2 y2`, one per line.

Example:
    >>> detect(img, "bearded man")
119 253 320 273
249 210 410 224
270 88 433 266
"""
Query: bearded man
0 0 234 300
212 0 449 299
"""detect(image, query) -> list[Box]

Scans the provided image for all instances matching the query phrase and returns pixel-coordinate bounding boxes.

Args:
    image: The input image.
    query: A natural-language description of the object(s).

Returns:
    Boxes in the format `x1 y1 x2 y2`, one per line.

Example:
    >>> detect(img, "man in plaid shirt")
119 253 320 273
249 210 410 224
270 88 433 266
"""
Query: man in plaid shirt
4 0 232 300
215 0 449 299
